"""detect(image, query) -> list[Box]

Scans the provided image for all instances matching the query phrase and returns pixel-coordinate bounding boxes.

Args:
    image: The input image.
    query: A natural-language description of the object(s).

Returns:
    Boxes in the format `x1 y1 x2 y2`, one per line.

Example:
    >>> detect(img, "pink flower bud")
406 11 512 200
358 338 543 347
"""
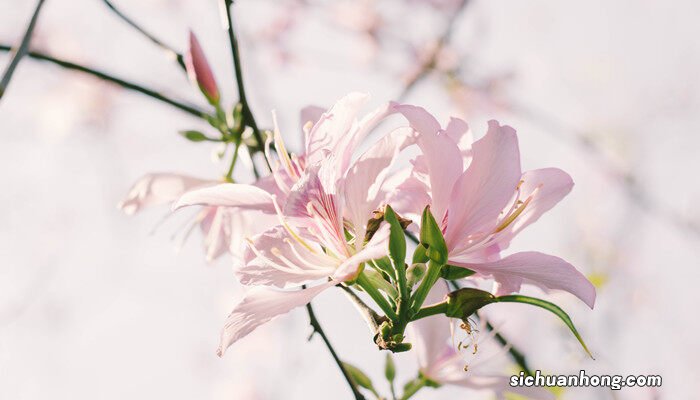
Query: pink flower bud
185 31 220 105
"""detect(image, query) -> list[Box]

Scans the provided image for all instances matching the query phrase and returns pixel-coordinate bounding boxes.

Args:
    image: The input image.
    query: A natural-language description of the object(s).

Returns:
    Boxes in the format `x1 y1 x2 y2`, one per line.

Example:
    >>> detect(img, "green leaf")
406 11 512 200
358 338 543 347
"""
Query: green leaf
418 206 447 265
385 353 396 382
441 265 475 280
384 205 407 270
179 130 213 142
445 287 496 320
342 362 379 396
496 295 594 359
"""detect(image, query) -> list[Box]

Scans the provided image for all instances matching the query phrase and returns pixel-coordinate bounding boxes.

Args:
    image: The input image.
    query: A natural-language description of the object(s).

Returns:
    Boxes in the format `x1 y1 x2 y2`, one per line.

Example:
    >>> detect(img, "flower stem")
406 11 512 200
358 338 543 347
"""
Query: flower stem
400 376 427 400
305 300 366 400
101 0 186 70
0 0 47 101
356 272 399 321
0 44 207 118
409 260 443 315
411 300 447 321
219 0 267 156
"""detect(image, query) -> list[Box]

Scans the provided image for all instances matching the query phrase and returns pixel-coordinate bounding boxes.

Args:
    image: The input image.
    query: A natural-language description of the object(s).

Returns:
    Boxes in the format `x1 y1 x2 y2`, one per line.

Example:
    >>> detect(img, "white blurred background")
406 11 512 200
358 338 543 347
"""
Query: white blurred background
1 0 698 399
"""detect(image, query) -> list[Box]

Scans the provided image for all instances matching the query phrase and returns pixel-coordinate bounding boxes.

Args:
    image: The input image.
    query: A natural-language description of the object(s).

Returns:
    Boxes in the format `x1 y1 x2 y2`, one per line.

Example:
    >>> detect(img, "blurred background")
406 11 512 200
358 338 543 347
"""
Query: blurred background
1 0 698 399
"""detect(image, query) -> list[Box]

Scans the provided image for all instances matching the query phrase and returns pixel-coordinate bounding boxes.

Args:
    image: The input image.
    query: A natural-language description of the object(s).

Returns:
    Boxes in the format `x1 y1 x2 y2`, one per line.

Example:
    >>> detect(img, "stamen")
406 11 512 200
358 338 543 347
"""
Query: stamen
272 111 298 179
494 184 541 233
271 195 318 254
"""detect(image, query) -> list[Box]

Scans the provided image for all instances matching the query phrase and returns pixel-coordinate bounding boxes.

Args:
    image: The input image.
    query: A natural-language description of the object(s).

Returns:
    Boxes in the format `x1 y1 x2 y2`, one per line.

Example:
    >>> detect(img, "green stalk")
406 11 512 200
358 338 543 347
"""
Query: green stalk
356 272 398 320
411 300 448 321
409 260 443 315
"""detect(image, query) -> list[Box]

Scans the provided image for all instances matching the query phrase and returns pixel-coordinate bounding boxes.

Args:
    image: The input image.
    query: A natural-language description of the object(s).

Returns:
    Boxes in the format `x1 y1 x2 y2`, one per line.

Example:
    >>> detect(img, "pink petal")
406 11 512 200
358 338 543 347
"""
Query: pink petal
238 226 336 288
443 375 554 400
453 251 596 308
445 120 522 250
217 281 336 356
172 183 275 213
185 31 220 104
496 168 574 249
394 104 463 221
305 92 370 167
407 284 452 370
118 173 210 215
343 128 411 240
333 224 390 281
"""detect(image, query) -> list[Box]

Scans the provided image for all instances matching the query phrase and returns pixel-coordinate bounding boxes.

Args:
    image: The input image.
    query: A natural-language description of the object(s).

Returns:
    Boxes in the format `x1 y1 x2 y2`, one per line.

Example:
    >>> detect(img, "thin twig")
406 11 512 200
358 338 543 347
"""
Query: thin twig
220 0 267 155
0 0 48 100
339 284 383 334
0 44 207 118
397 0 471 102
305 299 366 400
101 0 186 70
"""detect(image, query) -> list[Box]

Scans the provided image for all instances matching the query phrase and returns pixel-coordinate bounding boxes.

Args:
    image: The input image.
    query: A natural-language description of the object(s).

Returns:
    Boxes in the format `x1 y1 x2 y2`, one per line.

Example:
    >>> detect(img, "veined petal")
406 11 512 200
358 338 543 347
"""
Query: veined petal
172 183 275 213
118 173 211 215
238 226 336 288
394 104 463 222
443 116 473 162
333 224 391 281
344 128 411 241
217 281 336 356
452 251 596 308
306 92 370 167
445 120 522 250
496 168 574 249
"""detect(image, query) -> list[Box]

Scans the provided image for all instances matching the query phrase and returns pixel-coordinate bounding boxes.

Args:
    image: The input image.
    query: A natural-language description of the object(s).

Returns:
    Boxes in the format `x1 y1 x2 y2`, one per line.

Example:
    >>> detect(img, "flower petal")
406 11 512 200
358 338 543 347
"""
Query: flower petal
496 168 574 249
305 92 370 167
445 120 522 250
217 281 336 356
118 173 210 215
344 128 411 240
172 183 275 213
393 104 463 221
453 251 595 308
238 226 336 288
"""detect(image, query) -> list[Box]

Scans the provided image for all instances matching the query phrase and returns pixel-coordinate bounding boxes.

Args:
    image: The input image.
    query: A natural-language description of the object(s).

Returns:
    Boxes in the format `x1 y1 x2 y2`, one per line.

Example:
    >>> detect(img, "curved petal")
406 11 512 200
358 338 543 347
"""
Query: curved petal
496 168 574 249
172 183 275 213
333 224 391 281
393 104 463 222
445 120 522 250
238 226 336 288
453 251 595 308
344 128 411 240
118 173 211 215
217 281 336 356
306 92 370 167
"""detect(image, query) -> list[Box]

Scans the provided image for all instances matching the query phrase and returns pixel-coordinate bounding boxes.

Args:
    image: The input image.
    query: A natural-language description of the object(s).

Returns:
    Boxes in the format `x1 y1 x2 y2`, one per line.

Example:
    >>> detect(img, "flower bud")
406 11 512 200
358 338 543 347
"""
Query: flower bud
185 31 220 105
445 287 496 321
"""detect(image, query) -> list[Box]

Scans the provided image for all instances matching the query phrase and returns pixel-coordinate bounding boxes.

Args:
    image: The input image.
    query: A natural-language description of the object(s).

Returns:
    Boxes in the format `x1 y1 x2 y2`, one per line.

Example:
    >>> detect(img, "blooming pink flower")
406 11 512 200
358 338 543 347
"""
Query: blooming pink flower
185 31 220 105
392 105 596 308
174 93 412 356
409 286 554 399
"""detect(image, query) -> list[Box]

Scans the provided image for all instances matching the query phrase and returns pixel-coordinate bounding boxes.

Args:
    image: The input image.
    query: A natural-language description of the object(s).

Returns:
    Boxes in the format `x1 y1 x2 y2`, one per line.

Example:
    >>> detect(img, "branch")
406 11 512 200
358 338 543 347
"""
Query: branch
0 0 47 100
305 299 366 400
339 284 383 334
0 44 207 118
220 0 266 154
101 0 186 70
397 0 471 102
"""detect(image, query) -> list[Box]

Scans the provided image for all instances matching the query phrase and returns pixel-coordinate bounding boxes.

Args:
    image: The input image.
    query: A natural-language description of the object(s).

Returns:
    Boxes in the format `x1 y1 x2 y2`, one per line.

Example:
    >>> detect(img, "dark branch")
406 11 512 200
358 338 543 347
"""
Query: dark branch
0 0 48 100
101 0 186 70
0 44 207 118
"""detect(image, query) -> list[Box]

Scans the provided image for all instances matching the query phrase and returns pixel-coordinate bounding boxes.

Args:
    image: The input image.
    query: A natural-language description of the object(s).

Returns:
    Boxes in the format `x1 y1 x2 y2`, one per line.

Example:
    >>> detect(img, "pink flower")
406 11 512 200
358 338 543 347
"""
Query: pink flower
408 285 554 399
118 173 275 262
392 105 596 308
185 31 220 105
176 94 411 356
